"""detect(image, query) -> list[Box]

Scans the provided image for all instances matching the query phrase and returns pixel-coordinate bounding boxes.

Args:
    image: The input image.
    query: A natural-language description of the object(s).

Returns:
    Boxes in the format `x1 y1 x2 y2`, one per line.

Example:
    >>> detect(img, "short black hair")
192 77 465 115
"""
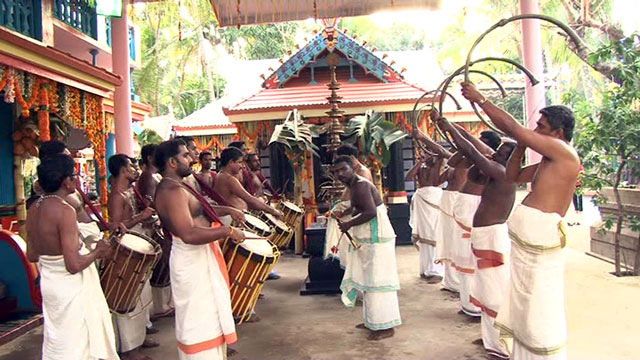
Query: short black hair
228 141 245 150
540 105 575 141
108 154 131 178
336 144 358 157
175 135 194 143
155 139 186 174
199 151 212 162
140 144 158 166
245 153 259 161
37 154 76 193
480 131 502 151
220 147 244 167
39 140 67 159
333 155 354 168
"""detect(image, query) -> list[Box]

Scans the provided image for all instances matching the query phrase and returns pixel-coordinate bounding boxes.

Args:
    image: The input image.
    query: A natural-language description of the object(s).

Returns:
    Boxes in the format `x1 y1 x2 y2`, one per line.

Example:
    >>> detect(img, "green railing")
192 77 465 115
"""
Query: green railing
0 0 43 40
53 0 98 39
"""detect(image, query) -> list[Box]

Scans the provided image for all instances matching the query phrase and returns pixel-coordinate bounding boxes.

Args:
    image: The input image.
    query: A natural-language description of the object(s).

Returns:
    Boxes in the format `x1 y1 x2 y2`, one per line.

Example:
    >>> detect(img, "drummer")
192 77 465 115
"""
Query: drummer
27 153 119 360
108 154 158 359
214 147 283 222
154 139 245 359
244 153 280 201
197 151 217 189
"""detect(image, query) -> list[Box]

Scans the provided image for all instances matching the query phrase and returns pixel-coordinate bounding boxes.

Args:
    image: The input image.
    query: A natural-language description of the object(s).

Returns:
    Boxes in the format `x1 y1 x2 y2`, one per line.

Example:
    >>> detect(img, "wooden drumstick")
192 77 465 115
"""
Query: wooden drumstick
329 213 361 250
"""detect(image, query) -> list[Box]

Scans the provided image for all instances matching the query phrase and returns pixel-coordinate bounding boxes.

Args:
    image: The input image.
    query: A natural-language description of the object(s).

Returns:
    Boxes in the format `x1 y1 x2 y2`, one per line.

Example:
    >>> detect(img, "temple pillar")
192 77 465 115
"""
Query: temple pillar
112 0 133 156
520 0 545 163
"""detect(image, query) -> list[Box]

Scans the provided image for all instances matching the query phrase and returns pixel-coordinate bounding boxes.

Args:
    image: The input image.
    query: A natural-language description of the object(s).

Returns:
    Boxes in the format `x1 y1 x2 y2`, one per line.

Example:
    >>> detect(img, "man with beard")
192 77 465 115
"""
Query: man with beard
108 154 157 360
154 139 244 359
334 155 401 340
27 153 118 360
438 117 516 359
197 151 217 189
462 82 580 360
243 153 280 200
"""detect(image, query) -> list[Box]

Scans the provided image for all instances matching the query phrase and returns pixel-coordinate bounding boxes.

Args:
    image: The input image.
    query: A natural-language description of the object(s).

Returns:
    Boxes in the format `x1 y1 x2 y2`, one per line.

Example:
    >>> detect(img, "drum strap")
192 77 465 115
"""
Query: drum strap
181 182 224 225
256 172 280 201
132 184 149 210
75 182 109 230
194 174 229 206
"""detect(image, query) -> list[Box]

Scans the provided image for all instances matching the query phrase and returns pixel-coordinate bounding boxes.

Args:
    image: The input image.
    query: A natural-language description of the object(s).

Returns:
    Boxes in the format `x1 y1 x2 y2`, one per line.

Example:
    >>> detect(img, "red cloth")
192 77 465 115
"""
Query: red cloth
194 174 229 206
74 182 109 230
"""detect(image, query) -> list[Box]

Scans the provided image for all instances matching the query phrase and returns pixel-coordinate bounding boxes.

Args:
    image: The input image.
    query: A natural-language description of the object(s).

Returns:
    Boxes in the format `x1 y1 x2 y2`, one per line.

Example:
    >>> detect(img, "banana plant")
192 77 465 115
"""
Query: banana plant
269 109 319 253
346 110 407 193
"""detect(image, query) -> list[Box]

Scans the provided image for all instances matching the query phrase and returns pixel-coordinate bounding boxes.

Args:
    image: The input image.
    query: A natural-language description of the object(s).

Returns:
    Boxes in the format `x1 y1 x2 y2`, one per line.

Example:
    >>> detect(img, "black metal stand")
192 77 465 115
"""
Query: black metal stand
299 226 345 295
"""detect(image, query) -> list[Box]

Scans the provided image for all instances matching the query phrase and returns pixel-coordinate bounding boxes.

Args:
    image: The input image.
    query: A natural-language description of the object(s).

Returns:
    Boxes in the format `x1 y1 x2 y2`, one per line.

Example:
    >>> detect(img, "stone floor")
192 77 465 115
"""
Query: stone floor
1 203 640 359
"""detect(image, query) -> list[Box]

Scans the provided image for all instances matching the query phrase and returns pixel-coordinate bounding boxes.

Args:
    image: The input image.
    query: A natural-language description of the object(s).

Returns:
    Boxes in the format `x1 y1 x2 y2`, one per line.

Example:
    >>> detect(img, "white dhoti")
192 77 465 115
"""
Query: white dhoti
171 234 237 360
435 190 460 292
469 223 512 358
38 245 119 360
340 205 401 330
323 201 352 269
410 187 444 278
113 280 152 352
152 286 174 317
496 204 567 360
452 192 481 317
77 221 102 251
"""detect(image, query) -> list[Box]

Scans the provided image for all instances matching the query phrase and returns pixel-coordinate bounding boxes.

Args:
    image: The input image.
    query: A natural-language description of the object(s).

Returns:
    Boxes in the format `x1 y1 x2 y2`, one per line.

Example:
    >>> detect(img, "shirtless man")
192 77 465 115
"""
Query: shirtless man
197 151 216 189
461 82 580 360
154 139 244 359
107 154 157 360
406 151 446 283
438 116 516 359
334 155 401 341
335 144 373 199
214 147 282 220
137 144 161 206
27 154 118 360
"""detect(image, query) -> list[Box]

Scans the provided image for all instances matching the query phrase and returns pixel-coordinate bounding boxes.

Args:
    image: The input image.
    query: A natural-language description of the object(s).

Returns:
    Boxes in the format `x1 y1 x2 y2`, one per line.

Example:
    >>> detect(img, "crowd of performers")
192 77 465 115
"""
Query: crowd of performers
324 82 580 359
24 81 579 360
26 134 292 360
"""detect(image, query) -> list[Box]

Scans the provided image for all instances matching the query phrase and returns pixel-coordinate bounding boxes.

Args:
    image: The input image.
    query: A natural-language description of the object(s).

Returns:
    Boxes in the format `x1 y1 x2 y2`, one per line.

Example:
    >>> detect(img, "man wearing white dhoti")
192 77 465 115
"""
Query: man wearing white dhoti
406 153 445 283
333 155 401 341
26 154 119 360
462 83 580 359
155 139 246 359
438 117 517 358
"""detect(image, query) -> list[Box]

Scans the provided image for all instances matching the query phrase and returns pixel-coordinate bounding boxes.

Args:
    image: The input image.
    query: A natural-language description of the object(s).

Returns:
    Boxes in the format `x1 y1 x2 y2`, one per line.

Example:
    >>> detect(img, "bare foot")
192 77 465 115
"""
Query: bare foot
367 328 395 341
355 323 367 329
426 275 443 284
121 349 153 360
471 338 483 346
142 338 159 348
227 347 238 357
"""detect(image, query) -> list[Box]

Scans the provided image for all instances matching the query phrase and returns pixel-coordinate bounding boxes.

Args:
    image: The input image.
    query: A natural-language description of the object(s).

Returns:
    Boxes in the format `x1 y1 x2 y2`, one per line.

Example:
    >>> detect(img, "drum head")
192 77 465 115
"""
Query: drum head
120 233 155 254
263 213 290 231
244 214 272 234
281 201 303 213
239 231 274 257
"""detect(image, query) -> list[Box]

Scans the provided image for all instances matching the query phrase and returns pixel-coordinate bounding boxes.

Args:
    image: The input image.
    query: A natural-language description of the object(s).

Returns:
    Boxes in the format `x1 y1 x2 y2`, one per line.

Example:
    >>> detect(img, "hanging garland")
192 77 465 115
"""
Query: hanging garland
193 136 228 152
85 94 108 209
235 121 275 149
38 80 50 141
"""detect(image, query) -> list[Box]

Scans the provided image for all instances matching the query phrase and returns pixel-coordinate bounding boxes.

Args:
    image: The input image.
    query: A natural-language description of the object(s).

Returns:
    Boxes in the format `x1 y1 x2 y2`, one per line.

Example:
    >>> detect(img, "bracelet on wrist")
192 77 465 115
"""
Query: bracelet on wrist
478 97 488 106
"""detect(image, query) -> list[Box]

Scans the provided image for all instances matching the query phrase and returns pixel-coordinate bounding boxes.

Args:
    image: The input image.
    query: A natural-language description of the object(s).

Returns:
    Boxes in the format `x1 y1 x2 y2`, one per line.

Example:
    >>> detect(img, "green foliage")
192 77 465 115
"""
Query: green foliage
269 109 320 164
345 111 407 166
136 129 164 146
339 17 425 51
218 23 301 60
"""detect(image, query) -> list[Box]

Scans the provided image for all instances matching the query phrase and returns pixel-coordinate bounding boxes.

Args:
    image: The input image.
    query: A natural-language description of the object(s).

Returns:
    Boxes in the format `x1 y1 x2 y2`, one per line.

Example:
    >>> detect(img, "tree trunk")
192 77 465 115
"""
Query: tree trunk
198 30 216 101
612 157 626 276
293 162 303 254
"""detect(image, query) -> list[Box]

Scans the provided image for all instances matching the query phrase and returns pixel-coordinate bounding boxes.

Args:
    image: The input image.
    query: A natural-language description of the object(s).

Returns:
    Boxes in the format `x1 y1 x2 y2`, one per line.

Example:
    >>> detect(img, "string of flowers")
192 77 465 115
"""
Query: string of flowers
38 80 50 141
85 94 108 210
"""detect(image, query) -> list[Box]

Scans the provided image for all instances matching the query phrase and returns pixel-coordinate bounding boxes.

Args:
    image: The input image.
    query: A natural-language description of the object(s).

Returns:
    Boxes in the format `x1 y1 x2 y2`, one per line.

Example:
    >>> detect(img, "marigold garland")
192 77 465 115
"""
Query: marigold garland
84 94 108 209
38 81 50 141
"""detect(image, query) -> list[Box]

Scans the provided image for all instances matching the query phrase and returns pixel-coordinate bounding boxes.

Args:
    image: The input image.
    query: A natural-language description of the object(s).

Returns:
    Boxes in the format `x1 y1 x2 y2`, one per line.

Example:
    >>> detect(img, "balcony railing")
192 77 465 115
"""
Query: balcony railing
105 18 137 63
0 0 43 40
53 0 98 39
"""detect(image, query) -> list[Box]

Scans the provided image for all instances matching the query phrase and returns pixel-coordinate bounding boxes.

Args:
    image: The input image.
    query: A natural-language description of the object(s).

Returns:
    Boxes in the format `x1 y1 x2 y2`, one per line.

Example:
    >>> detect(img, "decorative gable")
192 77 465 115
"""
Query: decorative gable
262 26 404 89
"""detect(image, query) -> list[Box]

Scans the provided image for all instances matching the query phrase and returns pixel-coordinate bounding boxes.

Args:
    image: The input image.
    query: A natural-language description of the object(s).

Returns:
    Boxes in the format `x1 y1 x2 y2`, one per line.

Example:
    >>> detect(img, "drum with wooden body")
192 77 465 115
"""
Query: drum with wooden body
241 213 272 238
100 231 161 313
259 212 294 248
149 225 171 288
221 231 280 324
277 201 304 229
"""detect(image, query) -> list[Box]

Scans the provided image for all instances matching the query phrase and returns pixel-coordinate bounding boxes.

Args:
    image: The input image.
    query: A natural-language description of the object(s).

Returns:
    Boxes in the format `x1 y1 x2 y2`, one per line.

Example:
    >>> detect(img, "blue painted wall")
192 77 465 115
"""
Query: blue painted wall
0 102 15 206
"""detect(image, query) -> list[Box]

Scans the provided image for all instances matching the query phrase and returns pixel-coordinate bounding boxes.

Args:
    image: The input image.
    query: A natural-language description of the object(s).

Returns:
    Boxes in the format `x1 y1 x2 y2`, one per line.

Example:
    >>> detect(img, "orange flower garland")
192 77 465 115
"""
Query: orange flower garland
14 76 41 118
193 136 227 152
38 81 50 141
84 94 108 209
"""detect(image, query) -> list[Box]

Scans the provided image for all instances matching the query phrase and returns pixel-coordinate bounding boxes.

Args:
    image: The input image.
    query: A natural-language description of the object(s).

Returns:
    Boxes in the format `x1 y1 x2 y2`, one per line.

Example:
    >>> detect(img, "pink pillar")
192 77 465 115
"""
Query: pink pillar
520 0 545 163
112 0 134 156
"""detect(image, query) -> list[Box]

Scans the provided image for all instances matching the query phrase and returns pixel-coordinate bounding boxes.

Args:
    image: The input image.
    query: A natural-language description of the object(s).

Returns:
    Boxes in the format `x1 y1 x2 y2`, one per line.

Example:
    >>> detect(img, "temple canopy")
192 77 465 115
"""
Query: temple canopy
209 0 441 27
